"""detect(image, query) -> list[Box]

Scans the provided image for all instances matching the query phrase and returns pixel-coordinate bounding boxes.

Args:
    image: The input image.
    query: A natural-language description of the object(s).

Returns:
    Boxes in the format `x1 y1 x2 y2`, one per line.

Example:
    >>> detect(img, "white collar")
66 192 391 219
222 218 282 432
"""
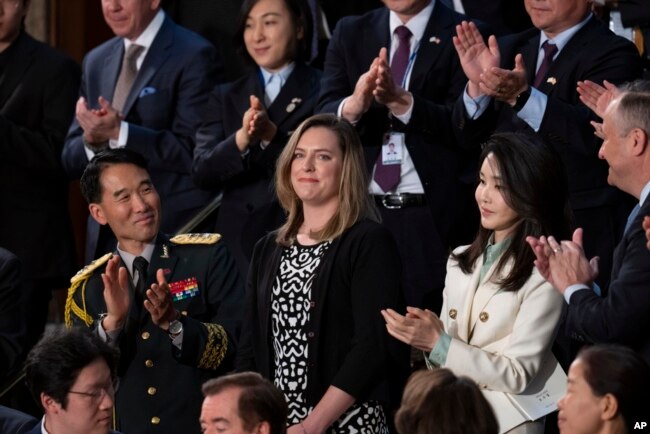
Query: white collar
538 12 592 52
388 1 434 44
260 62 296 85
117 240 156 277
639 180 650 206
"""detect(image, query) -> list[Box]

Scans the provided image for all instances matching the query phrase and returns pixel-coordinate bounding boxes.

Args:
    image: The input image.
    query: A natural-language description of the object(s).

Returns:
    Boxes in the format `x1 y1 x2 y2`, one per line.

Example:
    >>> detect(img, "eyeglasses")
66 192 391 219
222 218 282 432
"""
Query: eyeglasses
69 381 117 403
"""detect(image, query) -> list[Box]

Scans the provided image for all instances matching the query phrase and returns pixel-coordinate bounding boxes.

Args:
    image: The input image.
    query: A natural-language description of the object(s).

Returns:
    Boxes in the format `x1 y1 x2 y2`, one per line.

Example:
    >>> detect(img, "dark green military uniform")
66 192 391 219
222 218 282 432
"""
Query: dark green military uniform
65 233 243 434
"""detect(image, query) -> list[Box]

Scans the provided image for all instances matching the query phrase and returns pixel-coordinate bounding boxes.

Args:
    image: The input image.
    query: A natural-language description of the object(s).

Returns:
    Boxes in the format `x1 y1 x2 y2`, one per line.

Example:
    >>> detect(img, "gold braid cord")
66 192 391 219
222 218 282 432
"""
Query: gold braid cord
64 278 94 328
64 252 113 328
198 323 229 369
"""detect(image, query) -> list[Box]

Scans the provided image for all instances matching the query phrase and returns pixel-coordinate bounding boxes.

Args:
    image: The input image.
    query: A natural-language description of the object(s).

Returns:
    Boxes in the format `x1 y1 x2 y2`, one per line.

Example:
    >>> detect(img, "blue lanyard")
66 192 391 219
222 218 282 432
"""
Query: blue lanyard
399 41 420 89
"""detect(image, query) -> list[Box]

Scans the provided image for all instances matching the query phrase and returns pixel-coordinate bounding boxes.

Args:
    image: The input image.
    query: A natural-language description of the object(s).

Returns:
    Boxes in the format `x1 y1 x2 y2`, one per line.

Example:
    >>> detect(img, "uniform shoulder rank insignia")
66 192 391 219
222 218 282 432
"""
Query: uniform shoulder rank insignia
170 233 222 245
65 252 113 328
70 252 113 285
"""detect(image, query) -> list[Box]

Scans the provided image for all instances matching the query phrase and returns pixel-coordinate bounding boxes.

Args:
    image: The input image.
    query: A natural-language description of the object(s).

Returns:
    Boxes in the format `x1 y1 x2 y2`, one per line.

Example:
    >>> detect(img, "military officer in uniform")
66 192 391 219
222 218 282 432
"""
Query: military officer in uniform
64 148 244 434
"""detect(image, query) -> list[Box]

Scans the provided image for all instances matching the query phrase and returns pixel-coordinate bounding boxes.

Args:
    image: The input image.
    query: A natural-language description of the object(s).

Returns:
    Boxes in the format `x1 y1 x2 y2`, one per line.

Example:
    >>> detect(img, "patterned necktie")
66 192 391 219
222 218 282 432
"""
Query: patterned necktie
132 256 149 307
533 41 558 88
373 26 412 193
113 43 144 114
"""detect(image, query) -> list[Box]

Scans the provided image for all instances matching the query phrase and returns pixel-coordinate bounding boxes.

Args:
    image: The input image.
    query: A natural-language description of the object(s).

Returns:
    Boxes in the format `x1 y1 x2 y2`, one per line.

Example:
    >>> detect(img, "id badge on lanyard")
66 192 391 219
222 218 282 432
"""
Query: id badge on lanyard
382 40 419 165
381 132 405 165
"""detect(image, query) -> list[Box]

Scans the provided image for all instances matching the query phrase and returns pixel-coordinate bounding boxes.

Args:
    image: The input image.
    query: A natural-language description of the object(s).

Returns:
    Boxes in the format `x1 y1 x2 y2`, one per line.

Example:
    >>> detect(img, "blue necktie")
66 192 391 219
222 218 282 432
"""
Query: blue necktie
265 74 281 106
624 203 641 234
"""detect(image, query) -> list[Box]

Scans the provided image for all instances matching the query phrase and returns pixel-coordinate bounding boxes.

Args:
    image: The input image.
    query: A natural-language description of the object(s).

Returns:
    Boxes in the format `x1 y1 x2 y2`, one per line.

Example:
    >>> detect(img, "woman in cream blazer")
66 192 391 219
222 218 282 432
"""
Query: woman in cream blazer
383 133 573 434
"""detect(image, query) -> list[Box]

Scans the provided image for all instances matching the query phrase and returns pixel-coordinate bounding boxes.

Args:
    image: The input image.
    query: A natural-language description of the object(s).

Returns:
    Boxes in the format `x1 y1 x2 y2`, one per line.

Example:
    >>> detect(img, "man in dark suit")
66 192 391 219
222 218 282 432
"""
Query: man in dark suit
0 0 79 350
453 0 643 290
23 328 122 434
528 92 650 365
65 149 243 434
62 0 222 263
317 0 479 312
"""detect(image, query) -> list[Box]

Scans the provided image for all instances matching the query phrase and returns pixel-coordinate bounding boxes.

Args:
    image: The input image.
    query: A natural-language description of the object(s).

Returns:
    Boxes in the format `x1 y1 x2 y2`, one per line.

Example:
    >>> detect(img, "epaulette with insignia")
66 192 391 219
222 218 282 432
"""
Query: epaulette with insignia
70 252 113 285
65 252 113 328
170 233 222 245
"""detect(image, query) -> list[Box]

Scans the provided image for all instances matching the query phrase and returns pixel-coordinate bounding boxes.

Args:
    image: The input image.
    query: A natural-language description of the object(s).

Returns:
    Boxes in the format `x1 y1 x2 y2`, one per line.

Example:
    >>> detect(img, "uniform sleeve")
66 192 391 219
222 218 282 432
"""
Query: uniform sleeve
174 243 244 371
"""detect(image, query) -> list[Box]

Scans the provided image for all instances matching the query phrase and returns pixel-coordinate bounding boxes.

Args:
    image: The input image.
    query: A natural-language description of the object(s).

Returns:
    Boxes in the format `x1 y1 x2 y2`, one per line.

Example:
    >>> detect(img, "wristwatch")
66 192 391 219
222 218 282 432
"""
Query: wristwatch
168 318 183 338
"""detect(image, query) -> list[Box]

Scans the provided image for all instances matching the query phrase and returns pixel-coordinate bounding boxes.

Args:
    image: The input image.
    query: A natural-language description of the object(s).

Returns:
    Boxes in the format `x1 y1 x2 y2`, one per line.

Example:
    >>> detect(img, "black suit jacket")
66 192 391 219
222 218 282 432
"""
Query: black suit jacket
565 196 650 365
317 4 481 287
237 220 409 408
63 14 222 260
0 249 25 382
65 234 244 434
193 64 322 278
454 17 643 286
0 32 79 282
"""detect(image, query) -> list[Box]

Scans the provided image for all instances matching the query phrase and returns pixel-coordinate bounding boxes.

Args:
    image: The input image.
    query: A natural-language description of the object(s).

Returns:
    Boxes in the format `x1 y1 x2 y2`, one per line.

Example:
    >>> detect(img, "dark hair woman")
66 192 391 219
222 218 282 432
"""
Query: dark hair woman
192 0 321 280
383 132 573 434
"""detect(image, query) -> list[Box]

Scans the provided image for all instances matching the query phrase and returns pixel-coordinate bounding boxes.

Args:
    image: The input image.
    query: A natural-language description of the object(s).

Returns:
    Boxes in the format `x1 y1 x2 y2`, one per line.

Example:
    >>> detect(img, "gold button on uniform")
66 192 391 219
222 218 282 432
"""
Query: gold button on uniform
145 359 154 368
479 312 489 322
151 417 160 425
147 387 157 395
448 309 457 319
141 331 150 340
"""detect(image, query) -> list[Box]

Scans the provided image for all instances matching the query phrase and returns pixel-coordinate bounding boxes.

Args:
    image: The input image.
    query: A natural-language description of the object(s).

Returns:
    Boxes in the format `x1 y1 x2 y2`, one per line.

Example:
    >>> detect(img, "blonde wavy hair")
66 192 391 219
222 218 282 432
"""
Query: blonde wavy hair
274 114 379 246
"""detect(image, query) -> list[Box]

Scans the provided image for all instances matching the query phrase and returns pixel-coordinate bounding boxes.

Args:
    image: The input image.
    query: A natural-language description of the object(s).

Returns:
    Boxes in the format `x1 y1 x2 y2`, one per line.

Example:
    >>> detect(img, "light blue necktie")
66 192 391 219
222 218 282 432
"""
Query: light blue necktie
265 74 281 106
624 203 641 234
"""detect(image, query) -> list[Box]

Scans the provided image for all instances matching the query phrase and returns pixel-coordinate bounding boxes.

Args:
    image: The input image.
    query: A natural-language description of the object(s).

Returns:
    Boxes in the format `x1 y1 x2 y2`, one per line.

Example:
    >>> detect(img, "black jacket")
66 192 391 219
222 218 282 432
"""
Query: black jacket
237 220 409 407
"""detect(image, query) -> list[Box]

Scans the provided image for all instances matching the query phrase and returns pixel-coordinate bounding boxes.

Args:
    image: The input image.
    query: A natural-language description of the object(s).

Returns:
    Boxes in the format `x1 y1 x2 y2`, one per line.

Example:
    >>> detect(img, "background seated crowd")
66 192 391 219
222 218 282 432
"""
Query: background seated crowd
1 0 650 433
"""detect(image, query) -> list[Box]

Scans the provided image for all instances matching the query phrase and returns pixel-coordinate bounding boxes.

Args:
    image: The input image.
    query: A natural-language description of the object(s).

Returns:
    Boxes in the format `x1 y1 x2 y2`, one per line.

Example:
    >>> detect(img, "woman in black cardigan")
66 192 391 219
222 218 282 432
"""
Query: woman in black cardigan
236 114 408 434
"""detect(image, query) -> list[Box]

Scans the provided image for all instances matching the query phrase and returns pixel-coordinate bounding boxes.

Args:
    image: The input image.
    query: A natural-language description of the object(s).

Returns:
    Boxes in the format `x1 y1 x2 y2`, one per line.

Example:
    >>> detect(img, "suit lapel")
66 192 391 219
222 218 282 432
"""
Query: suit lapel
122 17 174 114
468 257 514 336
0 33 35 110
148 235 179 288
537 18 598 95
267 63 311 127
372 9 392 62
409 2 453 93
520 32 540 86
102 40 123 104
456 262 481 343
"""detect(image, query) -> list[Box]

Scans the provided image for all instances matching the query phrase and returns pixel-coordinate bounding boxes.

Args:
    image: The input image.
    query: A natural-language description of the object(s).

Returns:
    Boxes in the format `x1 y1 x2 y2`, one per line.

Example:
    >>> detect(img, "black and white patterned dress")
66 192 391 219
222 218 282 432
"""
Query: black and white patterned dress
271 241 389 434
